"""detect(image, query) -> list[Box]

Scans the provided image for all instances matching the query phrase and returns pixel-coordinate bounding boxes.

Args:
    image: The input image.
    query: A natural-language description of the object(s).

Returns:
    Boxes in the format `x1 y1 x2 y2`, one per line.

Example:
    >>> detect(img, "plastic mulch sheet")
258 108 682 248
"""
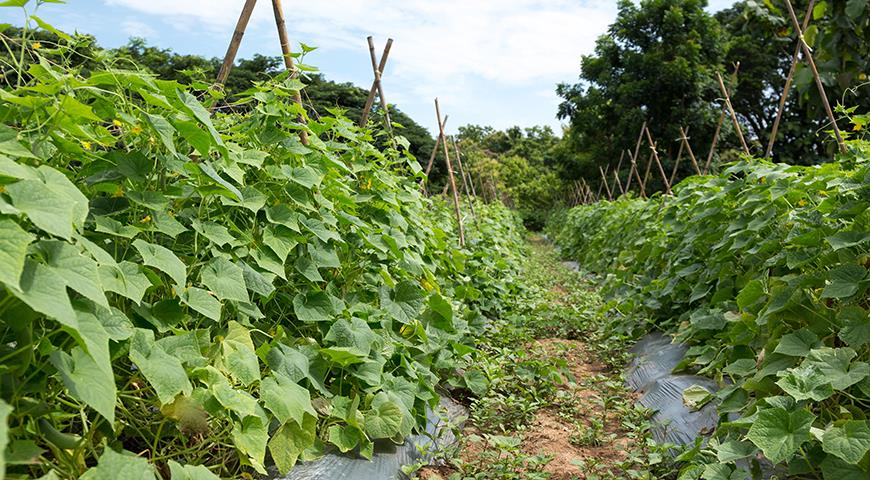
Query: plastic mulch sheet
626 332 718 446
275 397 466 480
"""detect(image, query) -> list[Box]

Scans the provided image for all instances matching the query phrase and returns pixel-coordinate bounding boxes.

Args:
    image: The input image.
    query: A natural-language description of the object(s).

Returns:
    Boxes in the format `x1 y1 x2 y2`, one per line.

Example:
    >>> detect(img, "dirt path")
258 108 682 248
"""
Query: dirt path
416 237 656 480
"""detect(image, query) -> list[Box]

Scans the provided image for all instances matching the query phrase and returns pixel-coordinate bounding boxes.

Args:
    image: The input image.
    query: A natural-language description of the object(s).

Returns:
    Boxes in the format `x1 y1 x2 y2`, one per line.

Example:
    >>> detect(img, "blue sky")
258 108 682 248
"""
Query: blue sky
1 0 736 137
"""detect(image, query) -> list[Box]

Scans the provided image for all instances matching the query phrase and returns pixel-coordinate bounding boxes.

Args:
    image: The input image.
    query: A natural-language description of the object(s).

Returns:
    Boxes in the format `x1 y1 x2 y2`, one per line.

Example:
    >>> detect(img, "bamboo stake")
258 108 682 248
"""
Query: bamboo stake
627 121 647 190
645 127 672 195
613 151 625 195
679 126 702 176
766 0 815 158
435 98 465 246
421 115 448 192
623 150 634 191
452 136 477 225
669 126 689 186
705 63 740 173
360 37 394 131
782 0 845 153
613 169 625 196
716 71 749 155
599 166 613 201
216 0 258 87
629 154 645 198
272 0 309 145
642 149 654 194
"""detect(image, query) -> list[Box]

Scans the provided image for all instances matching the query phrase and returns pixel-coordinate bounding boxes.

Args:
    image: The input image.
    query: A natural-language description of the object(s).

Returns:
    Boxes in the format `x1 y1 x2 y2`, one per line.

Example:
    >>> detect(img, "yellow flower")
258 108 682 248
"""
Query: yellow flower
81 141 92 151
112 119 123 127
797 199 807 207
32 42 42 50
140 215 152 224
131 125 143 135
113 186 124 197
854 123 863 132
860 73 868 81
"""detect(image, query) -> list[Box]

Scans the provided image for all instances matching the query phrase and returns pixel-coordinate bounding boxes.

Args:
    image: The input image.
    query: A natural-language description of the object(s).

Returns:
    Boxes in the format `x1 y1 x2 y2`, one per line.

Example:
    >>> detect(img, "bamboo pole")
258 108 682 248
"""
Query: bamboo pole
705 63 740 173
679 126 702 176
435 98 465 246
452 136 477 224
599 165 613 201
613 150 625 195
360 37 394 130
716 71 749 155
629 154 645 198
272 0 309 145
766 1 814 158
216 0 258 87
642 149 654 194
421 115 448 192
626 121 647 191
669 126 689 186
782 0 845 154
645 127 672 195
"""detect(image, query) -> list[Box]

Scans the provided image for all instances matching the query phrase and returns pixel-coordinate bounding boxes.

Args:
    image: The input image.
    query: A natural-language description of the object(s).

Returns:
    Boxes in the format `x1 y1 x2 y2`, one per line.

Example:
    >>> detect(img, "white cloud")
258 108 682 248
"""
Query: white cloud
121 20 157 39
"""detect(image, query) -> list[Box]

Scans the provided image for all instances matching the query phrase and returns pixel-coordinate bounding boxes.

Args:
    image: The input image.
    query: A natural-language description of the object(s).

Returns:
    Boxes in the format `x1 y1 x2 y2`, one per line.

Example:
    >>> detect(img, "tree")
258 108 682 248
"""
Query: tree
557 0 725 192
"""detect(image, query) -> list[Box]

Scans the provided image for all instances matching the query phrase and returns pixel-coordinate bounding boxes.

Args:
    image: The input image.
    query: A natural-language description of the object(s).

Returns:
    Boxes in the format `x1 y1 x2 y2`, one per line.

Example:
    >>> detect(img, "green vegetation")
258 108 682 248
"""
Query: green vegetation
0 12 531 479
550 126 870 477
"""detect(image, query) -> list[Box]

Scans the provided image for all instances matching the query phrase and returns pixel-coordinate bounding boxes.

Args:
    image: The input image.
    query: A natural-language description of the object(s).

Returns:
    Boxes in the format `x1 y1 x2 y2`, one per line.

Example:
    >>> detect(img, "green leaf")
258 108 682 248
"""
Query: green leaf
78 449 156 480
191 219 235 247
57 94 101 121
200 257 248 303
132 239 187 287
301 217 341 243
746 407 815 464
285 165 322 189
682 384 713 411
239 261 274 298
364 392 403 439
827 231 870 251
177 90 224 149
776 364 834 401
324 317 377 356
320 347 366 367
150 212 187 238
265 205 302 232
464 368 489 396
0 218 34 289
293 291 344 322
168 461 220 480
327 424 362 453
839 307 870 348
262 226 298 262
7 178 78 239
174 120 211 156
220 321 260 387
845 0 869 19
0 400 12 480
99 261 151 305
129 329 192 405
50 347 116 424
736 280 765 310
145 113 177 155
716 440 756 462
803 347 870 391
774 328 820 357
309 241 340 269
94 216 139 239
180 287 221 321
260 373 317 426
11 259 75 326
821 265 867 299
232 415 268 474
822 420 870 465
268 414 316 474
38 240 108 307
380 281 425 324
294 254 323 282
820 454 870 480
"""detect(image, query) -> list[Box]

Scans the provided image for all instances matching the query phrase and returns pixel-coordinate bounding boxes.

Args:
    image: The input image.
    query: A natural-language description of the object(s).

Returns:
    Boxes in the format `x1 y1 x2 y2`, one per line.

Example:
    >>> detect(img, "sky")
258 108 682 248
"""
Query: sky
0 0 736 136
